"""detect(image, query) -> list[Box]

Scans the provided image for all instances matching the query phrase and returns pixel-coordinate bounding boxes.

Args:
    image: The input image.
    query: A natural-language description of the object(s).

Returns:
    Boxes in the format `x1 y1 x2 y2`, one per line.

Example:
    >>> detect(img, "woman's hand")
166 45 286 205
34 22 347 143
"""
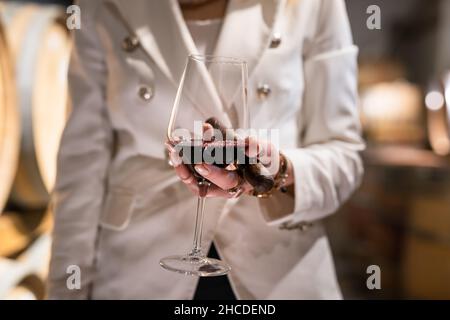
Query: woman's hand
171 158 253 198
167 134 292 198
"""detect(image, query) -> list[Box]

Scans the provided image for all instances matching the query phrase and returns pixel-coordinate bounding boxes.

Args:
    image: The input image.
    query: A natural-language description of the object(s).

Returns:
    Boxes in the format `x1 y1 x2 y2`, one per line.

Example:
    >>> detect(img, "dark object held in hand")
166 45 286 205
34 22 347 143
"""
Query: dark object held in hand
205 117 275 194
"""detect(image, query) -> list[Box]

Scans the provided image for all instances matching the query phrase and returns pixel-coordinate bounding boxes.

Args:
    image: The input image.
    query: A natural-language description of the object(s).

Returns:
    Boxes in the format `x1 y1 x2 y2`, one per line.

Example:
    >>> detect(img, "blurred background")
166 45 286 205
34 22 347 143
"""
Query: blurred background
0 0 449 299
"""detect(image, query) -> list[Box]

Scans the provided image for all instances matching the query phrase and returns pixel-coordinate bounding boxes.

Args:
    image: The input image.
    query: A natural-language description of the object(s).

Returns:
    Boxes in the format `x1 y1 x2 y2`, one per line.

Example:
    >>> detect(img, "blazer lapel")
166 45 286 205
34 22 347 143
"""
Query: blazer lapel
107 0 230 121
106 0 192 84
213 0 282 78
212 0 283 121
105 0 282 126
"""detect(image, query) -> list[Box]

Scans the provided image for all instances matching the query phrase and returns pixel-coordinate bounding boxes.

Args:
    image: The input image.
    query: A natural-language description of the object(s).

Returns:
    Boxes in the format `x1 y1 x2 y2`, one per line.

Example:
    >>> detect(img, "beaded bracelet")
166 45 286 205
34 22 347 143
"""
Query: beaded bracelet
274 152 289 193
252 152 289 198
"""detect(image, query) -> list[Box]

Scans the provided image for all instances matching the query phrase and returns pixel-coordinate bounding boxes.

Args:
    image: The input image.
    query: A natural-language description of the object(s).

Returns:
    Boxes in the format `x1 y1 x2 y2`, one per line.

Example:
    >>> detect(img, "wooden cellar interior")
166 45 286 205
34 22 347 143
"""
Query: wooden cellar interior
0 0 450 299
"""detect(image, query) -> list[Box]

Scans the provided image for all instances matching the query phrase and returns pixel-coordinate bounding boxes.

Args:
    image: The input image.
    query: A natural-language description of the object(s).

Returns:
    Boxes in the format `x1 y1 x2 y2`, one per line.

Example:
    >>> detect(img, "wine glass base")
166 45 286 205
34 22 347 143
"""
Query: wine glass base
160 254 231 277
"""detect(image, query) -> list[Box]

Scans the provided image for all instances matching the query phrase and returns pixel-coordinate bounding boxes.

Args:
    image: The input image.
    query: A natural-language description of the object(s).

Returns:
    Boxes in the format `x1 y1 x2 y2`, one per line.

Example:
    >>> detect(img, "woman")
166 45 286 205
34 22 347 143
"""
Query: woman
48 0 364 299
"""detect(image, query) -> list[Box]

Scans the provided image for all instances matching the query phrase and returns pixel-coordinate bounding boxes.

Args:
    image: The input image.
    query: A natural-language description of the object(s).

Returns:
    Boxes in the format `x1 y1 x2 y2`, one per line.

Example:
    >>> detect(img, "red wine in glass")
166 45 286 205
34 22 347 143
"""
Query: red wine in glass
172 138 274 194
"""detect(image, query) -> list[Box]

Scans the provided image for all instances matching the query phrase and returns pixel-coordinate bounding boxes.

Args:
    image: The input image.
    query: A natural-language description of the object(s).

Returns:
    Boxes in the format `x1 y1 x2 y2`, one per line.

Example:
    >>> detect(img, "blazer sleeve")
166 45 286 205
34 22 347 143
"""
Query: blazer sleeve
48 0 113 299
258 0 365 227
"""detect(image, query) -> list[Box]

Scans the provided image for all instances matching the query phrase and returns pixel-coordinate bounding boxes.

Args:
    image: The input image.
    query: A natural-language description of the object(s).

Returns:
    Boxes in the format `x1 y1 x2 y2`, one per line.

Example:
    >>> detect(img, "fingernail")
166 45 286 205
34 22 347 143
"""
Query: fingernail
182 175 194 184
169 150 182 167
195 164 210 176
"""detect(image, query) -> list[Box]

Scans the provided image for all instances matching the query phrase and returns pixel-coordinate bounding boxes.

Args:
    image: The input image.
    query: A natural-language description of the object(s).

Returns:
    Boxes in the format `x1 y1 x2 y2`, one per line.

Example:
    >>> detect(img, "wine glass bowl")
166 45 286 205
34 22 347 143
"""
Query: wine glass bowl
160 54 249 277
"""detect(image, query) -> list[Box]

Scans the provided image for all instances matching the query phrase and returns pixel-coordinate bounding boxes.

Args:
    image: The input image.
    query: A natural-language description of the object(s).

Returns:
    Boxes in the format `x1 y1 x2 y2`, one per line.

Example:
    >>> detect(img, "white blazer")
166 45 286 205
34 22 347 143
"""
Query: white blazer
48 0 364 299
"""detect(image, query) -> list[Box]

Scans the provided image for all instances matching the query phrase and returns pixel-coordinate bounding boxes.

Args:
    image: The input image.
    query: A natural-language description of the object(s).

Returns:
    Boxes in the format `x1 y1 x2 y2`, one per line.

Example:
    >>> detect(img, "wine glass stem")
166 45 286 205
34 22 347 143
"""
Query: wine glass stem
191 180 209 257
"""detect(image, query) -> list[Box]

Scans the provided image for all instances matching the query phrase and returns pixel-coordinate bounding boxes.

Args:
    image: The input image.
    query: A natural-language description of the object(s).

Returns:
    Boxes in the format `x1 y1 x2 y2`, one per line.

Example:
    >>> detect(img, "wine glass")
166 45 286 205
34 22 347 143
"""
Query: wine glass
160 54 249 277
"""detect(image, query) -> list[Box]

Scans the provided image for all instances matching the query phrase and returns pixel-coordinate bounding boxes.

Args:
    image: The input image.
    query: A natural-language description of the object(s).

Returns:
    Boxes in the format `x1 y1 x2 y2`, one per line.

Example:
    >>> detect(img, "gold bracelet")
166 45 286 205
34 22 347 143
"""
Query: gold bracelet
274 152 289 193
251 152 289 198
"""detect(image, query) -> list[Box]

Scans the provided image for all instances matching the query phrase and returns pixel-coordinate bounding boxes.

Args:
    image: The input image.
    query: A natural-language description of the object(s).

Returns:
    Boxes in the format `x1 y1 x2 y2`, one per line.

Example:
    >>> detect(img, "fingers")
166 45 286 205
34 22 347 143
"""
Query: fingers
190 181 252 198
169 147 197 185
175 172 240 198
203 123 215 141
169 151 239 198
168 136 250 198
245 136 261 158
246 138 280 175
244 137 277 165
260 141 280 175
169 148 183 167
167 126 284 199
207 183 248 198
174 164 197 184
257 140 272 165
194 164 240 191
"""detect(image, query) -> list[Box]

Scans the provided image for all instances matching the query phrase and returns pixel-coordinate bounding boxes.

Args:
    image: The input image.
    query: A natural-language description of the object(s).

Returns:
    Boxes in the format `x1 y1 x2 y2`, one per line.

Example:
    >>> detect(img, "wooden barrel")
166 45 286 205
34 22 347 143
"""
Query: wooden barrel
0 209 52 258
4 285 37 300
0 17 20 213
0 4 71 209
0 233 51 300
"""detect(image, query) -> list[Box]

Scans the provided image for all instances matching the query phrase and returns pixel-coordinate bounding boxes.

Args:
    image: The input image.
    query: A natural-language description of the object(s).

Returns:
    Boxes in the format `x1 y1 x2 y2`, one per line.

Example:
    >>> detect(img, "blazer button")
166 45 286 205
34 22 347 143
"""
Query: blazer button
122 35 140 52
269 32 282 48
257 84 271 99
138 86 154 101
